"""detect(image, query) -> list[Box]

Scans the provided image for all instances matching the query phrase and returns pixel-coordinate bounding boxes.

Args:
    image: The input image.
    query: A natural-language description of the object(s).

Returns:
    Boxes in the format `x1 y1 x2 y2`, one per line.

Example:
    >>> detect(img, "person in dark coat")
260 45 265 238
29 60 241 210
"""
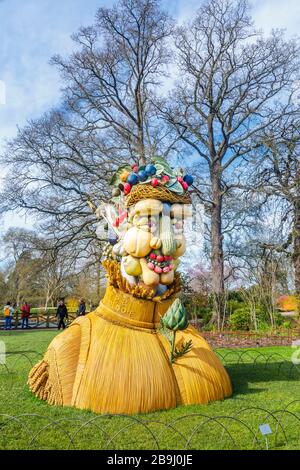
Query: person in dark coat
77 298 86 317
56 300 68 330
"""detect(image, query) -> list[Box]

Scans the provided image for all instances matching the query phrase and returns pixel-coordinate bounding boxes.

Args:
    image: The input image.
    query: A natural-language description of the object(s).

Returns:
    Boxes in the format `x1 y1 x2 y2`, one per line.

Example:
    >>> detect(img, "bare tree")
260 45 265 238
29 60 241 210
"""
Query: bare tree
163 0 299 326
253 120 300 296
0 228 100 307
52 0 173 164
1 111 110 259
1 228 49 306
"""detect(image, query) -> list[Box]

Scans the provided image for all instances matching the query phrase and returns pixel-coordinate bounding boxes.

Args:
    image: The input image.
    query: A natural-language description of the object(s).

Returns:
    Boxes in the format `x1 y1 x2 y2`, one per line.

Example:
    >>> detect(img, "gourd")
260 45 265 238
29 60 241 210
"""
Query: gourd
133 199 163 216
150 237 162 249
160 269 174 285
123 227 152 257
140 258 160 286
123 255 142 276
173 237 186 258
160 215 177 256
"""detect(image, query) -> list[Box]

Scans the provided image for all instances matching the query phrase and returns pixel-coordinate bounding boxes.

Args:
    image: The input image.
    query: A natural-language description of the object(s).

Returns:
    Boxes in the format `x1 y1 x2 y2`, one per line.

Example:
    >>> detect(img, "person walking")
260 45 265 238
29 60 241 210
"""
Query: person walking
56 299 68 330
21 301 30 329
3 302 14 330
77 298 86 317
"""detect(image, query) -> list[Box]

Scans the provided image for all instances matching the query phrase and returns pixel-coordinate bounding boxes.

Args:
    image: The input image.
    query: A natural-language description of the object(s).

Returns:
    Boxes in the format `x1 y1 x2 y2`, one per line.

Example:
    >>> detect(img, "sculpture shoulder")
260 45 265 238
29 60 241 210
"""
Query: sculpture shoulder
48 321 81 352
28 316 93 406
28 313 101 406
47 314 96 352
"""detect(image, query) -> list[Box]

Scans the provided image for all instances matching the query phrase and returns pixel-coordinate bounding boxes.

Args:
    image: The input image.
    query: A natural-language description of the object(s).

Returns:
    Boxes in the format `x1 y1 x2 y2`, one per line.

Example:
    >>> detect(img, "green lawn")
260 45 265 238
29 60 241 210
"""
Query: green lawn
1 330 300 450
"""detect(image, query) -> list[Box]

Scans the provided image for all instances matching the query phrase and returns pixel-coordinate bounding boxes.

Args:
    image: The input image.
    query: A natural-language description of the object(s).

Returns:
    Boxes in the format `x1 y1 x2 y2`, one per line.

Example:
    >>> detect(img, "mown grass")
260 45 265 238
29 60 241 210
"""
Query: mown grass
0 330 300 450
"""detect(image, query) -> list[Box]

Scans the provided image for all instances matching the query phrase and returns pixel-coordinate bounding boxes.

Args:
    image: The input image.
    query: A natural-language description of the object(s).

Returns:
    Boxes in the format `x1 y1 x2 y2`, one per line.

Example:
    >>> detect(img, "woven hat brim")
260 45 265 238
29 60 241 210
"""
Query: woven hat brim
126 184 191 206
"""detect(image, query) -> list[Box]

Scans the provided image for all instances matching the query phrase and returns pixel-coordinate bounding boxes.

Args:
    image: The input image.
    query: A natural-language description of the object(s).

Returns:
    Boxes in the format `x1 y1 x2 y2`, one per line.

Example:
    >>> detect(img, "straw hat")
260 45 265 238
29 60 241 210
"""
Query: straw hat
125 183 191 207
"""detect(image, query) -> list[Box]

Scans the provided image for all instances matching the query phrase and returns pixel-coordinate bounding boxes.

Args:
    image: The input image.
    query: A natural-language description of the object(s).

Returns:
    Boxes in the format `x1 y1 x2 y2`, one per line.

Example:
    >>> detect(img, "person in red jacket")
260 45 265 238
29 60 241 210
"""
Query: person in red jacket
21 301 30 329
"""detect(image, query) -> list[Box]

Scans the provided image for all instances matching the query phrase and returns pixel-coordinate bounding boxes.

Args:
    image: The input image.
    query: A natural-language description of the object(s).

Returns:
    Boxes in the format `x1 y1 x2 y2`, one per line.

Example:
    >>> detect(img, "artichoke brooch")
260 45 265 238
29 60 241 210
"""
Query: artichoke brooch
160 298 192 364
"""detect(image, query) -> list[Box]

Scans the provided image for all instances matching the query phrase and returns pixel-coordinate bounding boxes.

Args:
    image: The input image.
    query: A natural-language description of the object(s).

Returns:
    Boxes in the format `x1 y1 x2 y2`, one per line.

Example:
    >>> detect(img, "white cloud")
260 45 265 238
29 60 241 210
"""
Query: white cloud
0 0 104 148
0 80 5 105
252 0 300 36
171 0 300 35
167 0 201 23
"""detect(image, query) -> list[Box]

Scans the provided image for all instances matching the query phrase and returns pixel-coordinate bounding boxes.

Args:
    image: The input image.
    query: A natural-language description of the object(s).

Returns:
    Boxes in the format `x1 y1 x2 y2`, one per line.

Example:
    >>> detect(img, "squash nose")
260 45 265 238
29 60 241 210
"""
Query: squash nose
160 214 177 256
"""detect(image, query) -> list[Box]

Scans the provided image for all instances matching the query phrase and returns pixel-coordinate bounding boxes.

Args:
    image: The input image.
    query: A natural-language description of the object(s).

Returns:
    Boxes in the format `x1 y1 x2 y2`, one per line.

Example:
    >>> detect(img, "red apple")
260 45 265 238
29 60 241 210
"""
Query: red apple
124 182 131 194
151 178 159 187
181 181 189 191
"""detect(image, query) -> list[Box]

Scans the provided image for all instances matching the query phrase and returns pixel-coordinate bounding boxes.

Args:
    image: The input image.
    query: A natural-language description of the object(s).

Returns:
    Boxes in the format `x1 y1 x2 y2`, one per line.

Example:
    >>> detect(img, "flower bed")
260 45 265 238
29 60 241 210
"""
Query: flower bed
196 328 300 348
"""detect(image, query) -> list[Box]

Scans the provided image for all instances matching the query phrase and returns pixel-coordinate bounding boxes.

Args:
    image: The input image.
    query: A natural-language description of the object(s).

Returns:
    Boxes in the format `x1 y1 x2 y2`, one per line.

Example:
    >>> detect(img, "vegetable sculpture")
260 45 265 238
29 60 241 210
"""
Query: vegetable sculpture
28 156 232 415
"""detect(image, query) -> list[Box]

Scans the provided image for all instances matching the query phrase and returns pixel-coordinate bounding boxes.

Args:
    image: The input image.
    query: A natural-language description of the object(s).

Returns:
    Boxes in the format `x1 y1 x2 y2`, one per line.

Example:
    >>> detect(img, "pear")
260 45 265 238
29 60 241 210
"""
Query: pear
123 255 142 276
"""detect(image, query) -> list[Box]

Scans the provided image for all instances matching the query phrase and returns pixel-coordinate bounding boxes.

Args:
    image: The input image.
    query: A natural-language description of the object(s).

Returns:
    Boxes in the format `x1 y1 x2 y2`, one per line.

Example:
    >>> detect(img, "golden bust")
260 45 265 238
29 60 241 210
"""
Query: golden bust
28 158 231 414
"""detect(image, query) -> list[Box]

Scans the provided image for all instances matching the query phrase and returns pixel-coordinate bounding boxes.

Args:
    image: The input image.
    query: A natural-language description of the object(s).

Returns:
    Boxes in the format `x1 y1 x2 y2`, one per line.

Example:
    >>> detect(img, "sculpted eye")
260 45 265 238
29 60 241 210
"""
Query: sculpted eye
148 215 158 232
170 203 192 219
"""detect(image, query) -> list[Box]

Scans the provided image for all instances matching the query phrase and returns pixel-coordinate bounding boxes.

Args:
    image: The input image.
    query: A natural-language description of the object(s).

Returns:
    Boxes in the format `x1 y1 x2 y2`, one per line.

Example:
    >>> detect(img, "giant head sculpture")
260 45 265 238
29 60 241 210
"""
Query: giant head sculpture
101 157 194 298
28 156 232 415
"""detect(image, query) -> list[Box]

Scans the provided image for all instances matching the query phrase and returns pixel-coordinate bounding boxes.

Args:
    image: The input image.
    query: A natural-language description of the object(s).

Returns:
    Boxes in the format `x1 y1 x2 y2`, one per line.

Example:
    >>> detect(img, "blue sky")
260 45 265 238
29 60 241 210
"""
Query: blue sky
0 0 300 229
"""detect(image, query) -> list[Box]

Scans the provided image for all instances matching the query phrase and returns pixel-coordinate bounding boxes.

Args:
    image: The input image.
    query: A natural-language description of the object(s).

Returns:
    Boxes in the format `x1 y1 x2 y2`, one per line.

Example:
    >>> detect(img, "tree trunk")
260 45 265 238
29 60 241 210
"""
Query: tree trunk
137 121 145 165
210 163 225 329
293 195 300 298
135 83 146 166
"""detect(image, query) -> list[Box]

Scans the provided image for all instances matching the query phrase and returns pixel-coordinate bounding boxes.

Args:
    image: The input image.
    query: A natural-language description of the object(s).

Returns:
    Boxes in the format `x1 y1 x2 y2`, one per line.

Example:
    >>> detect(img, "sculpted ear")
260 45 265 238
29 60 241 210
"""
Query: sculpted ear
99 202 120 236
97 203 128 238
